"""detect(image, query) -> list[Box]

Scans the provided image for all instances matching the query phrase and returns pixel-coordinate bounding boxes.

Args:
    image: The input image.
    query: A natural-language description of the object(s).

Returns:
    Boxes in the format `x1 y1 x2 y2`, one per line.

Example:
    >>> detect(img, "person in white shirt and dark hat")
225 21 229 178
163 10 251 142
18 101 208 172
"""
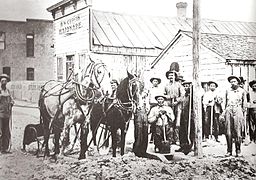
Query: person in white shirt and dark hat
0 74 14 154
148 94 175 153
224 75 246 157
203 81 223 142
148 76 163 143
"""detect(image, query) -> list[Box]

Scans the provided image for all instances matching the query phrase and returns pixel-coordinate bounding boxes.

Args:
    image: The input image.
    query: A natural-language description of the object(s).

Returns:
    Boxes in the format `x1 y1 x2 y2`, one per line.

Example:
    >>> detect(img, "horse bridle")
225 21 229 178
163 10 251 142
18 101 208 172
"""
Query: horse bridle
75 61 108 102
114 78 140 113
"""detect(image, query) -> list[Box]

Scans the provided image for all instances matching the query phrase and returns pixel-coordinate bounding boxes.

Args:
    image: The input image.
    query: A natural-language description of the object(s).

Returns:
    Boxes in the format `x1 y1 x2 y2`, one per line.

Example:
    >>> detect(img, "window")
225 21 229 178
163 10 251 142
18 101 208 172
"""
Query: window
78 54 86 69
26 34 34 57
3 67 10 79
57 57 64 81
0 32 6 50
66 55 74 80
27 68 34 80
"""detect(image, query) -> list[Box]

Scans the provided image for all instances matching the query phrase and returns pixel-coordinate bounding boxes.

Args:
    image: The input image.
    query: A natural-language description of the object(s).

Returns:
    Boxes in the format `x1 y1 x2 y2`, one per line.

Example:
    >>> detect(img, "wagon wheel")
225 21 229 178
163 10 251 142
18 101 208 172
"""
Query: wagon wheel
96 124 111 155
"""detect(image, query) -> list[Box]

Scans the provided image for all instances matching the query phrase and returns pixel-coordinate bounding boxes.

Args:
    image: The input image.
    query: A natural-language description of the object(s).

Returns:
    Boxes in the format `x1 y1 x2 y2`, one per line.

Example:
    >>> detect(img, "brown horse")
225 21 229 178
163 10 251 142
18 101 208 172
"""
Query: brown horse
39 60 112 160
89 72 140 157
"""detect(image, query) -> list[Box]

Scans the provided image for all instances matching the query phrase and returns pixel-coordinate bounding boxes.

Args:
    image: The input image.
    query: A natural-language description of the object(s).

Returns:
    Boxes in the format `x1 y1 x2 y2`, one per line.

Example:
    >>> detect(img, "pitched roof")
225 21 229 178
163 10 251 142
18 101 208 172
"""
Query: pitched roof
92 10 256 49
151 30 256 67
183 31 256 61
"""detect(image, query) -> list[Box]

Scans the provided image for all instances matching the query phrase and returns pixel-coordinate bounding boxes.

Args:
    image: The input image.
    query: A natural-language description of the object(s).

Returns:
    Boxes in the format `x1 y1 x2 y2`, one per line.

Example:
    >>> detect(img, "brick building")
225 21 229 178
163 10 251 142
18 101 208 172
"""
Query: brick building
0 19 54 81
0 19 55 102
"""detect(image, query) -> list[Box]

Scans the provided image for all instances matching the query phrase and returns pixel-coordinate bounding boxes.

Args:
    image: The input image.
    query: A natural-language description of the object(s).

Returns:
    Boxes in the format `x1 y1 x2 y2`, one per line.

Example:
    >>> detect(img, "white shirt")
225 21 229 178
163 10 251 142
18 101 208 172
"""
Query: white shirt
148 105 175 126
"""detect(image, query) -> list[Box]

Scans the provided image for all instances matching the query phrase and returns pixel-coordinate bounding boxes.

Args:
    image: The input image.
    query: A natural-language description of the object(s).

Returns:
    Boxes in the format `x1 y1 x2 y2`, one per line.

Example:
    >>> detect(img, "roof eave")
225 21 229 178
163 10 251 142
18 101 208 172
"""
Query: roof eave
47 0 72 12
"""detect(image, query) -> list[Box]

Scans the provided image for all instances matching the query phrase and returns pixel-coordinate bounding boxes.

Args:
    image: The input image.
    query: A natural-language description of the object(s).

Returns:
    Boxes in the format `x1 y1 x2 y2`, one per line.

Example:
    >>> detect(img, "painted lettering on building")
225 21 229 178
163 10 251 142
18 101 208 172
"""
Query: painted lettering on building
59 15 82 35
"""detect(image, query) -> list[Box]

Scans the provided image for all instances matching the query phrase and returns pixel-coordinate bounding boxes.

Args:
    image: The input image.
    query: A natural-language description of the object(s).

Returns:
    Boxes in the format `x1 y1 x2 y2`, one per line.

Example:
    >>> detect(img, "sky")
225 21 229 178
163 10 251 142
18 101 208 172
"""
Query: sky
0 0 255 22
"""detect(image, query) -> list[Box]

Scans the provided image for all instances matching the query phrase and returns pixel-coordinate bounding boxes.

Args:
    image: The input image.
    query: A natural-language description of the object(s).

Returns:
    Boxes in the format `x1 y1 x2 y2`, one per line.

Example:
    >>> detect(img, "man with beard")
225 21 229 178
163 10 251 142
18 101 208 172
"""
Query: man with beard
0 74 14 154
224 76 246 157
175 81 194 155
164 70 185 145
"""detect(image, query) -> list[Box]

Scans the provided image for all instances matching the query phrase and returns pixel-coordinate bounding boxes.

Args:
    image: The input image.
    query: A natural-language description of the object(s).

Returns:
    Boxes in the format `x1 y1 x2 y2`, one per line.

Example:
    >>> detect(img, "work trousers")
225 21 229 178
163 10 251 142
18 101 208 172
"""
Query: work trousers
154 124 172 150
0 117 11 152
204 106 220 140
225 106 243 154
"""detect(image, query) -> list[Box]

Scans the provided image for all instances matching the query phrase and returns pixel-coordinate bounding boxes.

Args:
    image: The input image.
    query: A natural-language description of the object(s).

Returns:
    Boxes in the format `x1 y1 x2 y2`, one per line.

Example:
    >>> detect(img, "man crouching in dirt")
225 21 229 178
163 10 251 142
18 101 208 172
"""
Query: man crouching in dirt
148 95 175 153
224 76 247 157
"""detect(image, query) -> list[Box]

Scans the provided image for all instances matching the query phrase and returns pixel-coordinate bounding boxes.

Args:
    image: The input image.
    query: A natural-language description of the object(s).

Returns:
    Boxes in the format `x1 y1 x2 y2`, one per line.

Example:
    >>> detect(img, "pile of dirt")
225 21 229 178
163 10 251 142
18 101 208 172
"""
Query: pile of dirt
32 153 256 180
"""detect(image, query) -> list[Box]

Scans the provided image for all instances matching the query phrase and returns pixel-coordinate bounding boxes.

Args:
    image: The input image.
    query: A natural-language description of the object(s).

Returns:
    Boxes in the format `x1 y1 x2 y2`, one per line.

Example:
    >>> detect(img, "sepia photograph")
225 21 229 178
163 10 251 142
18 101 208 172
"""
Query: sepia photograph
0 0 256 179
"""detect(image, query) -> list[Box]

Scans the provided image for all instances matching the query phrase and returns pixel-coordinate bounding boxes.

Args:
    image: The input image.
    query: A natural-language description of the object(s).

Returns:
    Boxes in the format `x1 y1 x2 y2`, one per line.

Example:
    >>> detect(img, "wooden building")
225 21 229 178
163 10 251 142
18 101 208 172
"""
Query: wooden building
47 0 256 87
151 30 256 91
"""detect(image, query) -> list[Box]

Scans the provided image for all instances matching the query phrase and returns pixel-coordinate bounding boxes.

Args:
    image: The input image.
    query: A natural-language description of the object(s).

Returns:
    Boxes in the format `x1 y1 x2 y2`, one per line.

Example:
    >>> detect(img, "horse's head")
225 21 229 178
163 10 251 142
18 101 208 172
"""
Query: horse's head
116 71 140 113
80 60 112 97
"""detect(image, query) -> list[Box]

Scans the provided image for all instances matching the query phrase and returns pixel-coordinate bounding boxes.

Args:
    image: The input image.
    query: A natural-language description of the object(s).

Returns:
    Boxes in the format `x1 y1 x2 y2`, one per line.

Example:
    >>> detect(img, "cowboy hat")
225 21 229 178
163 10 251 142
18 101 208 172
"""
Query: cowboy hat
110 79 119 85
165 70 177 79
177 75 185 82
0 74 10 82
249 80 256 88
227 75 240 84
155 95 167 101
182 81 191 86
208 81 218 88
150 77 161 84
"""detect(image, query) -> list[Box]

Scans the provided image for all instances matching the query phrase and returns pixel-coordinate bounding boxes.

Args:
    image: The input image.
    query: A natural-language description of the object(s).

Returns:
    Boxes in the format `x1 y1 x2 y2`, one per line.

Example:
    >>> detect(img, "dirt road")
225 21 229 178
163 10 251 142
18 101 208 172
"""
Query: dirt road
0 100 256 179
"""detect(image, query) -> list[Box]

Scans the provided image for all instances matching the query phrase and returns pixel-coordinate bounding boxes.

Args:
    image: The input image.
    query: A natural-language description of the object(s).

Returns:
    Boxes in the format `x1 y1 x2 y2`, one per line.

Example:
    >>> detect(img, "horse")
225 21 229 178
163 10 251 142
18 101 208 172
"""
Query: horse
39 60 112 160
89 71 140 157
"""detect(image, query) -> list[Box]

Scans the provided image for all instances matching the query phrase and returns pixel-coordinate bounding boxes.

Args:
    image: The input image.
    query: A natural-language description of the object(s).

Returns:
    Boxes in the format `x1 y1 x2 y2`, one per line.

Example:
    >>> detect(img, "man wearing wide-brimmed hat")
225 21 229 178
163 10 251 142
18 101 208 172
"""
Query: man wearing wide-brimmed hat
224 75 247 157
149 77 163 108
248 80 256 142
0 74 14 154
202 80 223 142
148 76 164 143
148 94 175 153
164 69 185 145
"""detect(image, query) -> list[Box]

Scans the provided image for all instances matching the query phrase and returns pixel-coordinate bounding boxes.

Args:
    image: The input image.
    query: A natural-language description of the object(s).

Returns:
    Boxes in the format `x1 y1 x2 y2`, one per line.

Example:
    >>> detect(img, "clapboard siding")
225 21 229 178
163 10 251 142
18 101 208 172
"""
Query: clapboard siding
151 34 228 88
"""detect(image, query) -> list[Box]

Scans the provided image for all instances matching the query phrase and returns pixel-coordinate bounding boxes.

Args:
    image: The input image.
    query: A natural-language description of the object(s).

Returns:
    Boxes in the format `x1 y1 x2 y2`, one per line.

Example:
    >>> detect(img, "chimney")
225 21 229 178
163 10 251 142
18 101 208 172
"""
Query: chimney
176 2 187 19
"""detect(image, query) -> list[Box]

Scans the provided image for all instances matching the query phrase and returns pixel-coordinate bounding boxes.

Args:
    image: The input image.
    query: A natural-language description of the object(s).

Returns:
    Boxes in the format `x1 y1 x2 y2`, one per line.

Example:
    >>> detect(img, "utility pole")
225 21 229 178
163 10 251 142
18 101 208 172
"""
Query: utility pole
192 0 203 157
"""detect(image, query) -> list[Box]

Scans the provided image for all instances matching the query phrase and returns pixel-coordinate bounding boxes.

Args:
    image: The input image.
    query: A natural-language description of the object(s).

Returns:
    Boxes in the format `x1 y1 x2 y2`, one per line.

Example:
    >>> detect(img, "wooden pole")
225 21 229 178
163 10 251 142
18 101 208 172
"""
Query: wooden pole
192 0 203 157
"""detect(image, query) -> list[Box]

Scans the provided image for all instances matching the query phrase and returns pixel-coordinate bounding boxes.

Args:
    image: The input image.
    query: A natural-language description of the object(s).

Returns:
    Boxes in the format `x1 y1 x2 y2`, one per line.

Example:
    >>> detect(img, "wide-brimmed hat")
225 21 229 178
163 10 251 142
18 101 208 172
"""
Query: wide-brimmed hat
0 74 10 82
165 70 177 79
227 76 240 84
182 81 191 86
155 95 167 101
177 75 185 82
150 77 161 84
249 80 256 88
110 79 119 85
208 81 218 88
239 77 246 84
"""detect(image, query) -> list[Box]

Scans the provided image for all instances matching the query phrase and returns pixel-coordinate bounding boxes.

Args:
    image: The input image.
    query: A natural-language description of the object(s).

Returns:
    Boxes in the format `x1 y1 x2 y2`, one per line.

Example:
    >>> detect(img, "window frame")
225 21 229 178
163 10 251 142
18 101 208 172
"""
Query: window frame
26 33 34 57
26 67 35 81
0 31 6 50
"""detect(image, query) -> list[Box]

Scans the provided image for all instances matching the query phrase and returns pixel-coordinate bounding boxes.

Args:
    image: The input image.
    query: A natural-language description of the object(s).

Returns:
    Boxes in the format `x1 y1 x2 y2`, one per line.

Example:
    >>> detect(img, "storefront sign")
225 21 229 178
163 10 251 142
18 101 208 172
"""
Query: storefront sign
58 14 82 35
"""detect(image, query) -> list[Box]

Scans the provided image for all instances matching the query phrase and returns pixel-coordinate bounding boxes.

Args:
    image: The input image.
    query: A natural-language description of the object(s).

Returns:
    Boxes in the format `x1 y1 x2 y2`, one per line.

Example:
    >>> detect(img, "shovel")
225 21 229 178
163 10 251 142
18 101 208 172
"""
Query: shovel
160 116 170 154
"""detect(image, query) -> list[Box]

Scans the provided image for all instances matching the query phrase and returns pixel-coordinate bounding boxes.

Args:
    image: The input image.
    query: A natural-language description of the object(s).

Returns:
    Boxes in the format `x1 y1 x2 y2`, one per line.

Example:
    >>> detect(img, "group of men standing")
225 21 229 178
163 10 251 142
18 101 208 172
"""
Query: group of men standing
147 67 256 157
